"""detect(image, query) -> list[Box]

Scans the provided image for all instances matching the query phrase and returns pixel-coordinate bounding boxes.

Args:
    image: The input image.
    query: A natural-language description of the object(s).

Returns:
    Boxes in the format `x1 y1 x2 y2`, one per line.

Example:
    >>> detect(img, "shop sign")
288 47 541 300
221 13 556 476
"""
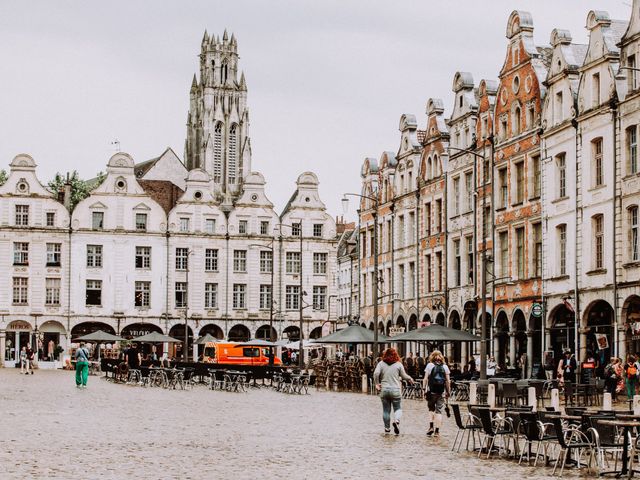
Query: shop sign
7 320 31 331
630 321 640 340
388 326 405 337
531 303 543 318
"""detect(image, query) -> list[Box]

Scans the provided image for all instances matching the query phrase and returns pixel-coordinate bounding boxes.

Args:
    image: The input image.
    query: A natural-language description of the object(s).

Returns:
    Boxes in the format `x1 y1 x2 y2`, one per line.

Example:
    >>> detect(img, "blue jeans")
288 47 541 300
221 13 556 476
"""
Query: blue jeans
380 388 402 429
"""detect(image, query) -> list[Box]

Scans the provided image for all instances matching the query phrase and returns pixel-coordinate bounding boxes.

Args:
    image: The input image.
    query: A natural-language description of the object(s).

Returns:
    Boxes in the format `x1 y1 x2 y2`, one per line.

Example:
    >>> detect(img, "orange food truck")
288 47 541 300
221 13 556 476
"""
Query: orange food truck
202 342 282 366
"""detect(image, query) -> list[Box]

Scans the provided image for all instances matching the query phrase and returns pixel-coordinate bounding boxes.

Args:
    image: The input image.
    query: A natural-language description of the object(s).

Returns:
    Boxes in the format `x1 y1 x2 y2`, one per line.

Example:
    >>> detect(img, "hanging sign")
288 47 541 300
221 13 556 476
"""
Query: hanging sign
531 303 543 318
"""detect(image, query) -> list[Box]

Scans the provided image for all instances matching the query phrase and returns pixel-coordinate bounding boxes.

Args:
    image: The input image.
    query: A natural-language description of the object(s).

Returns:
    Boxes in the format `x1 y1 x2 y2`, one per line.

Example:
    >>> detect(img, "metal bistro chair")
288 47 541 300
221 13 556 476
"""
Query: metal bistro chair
550 416 595 477
477 407 514 459
451 403 483 452
586 415 624 475
502 382 521 407
518 412 555 467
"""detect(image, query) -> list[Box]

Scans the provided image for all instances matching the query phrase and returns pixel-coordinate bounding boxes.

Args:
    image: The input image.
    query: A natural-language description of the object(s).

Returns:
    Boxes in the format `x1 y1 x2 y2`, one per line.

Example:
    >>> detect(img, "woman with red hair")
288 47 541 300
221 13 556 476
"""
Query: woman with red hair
373 347 414 434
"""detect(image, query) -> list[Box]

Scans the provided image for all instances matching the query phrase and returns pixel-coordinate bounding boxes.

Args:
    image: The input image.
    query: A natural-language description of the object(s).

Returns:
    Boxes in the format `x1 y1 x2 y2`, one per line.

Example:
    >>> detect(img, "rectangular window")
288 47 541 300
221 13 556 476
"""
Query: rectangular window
435 199 442 233
533 223 542 277
259 284 272 310
313 224 323 238
135 213 147 231
13 242 29 266
86 279 102 306
313 252 327 274
594 215 604 269
175 247 188 270
453 177 460 215
46 212 55 227
398 264 405 299
484 206 491 240
516 227 525 279
12 277 28 305
86 245 103 268
179 217 190 232
629 127 638 175
631 207 639 262
558 154 567 198
436 252 442 291
204 283 218 309
499 168 508 208
629 54 638 91
453 239 461 287
92 211 104 230
135 281 150 307
45 278 60 306
286 251 301 274
532 155 541 198
205 249 218 272
425 254 432 293
232 284 246 309
398 215 404 247
313 286 327 310
291 223 301 237
174 282 186 308
233 250 247 273
285 285 300 310
484 158 491 182
594 138 604 187
558 224 567 276
260 221 269 235
46 243 61 267
425 203 431 236
465 172 473 211
259 250 273 273
15 205 29 226
592 72 600 107
515 162 524 204
135 246 151 269
499 231 509 278
205 218 216 234
555 90 563 124
466 236 474 285
238 220 248 234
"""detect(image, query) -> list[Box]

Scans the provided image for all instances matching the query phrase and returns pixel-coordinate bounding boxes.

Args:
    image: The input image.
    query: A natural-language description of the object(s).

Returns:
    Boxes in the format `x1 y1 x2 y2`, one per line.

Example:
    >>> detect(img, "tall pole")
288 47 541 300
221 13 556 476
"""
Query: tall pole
373 206 379 358
269 242 275 342
299 221 304 370
184 250 190 362
480 143 488 380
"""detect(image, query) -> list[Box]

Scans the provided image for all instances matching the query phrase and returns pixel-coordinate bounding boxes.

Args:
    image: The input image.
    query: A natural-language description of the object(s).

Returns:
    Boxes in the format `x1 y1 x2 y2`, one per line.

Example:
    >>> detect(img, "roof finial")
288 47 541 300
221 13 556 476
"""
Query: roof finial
223 29 228 42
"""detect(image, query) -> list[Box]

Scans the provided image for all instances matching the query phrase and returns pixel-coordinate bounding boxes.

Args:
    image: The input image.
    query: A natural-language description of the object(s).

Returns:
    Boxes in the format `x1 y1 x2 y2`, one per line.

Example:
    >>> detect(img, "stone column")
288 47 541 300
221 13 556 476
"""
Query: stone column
579 327 588 365
526 330 534 379
618 324 627 362
0 331 5 368
509 332 516 368
493 335 499 362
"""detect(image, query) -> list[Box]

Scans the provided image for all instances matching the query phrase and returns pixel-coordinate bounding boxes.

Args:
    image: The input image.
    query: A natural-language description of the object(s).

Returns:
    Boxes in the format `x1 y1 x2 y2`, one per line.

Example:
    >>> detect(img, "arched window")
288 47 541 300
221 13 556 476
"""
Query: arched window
513 105 521 135
427 157 432 180
228 124 237 184
221 60 228 84
213 122 223 183
630 206 639 262
434 154 440 177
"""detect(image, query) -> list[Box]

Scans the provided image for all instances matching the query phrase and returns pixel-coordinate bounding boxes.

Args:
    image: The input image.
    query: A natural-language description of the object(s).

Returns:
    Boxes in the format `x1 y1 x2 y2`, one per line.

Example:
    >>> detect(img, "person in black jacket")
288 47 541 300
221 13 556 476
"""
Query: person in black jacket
557 350 577 385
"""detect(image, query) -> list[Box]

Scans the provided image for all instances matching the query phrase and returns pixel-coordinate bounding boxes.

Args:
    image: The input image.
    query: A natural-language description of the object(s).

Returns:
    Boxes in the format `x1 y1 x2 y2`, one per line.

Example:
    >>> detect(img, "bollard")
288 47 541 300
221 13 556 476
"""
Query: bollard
634 395 640 416
362 374 368 394
528 386 537 412
603 392 612 411
469 382 478 405
488 383 496 408
551 388 560 411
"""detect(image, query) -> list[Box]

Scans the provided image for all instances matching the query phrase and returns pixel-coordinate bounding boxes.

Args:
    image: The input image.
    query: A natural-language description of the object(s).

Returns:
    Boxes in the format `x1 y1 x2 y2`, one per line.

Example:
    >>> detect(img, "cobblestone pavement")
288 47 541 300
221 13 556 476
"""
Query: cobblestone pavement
0 369 594 479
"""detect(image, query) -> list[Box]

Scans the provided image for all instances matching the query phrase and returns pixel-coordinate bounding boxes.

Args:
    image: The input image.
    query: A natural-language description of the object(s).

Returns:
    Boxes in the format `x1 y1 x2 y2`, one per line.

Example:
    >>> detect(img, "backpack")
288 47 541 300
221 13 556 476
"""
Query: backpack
429 363 446 394
628 363 638 378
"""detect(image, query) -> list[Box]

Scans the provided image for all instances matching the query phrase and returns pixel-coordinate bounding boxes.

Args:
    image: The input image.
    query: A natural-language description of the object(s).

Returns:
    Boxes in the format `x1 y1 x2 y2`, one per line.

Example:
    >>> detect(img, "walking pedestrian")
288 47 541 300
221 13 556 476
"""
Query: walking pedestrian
75 342 90 388
625 355 638 399
423 350 451 438
20 346 28 374
25 344 35 374
373 347 414 435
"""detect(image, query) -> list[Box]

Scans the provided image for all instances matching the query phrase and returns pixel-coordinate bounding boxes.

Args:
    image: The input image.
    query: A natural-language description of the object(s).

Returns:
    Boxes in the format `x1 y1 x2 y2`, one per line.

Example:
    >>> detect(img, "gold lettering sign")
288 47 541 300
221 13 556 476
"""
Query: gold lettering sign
8 320 31 331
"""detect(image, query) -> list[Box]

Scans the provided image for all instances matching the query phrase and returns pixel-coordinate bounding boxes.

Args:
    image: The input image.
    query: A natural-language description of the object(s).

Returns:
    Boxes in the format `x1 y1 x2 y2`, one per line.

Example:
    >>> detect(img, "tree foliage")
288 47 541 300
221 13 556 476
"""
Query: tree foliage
0 169 7 186
48 171 90 211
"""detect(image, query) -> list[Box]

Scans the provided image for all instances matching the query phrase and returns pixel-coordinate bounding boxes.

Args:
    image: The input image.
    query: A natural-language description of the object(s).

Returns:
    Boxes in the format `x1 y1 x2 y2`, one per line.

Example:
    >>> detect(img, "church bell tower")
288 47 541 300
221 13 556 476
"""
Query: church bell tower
185 30 251 201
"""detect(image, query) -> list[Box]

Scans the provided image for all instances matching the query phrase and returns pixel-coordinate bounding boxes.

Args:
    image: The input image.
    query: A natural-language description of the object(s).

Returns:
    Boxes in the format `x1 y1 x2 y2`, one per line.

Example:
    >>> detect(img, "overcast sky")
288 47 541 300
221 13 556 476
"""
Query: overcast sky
0 1 632 219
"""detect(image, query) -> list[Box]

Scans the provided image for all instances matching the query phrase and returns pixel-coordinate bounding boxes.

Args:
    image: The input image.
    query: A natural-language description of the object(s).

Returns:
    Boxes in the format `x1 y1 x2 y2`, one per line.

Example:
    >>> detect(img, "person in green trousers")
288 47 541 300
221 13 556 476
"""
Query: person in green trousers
75 341 90 388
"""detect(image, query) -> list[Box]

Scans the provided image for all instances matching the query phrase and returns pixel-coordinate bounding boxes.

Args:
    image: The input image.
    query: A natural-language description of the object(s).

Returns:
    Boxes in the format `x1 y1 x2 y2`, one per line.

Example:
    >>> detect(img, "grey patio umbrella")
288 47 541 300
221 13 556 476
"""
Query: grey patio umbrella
196 333 220 345
131 332 181 343
74 330 124 342
391 324 480 343
312 325 390 344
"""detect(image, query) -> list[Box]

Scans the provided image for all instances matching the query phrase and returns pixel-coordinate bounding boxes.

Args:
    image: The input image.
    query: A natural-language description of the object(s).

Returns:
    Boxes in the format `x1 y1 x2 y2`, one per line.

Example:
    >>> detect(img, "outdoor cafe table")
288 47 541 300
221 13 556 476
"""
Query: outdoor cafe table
599 419 640 478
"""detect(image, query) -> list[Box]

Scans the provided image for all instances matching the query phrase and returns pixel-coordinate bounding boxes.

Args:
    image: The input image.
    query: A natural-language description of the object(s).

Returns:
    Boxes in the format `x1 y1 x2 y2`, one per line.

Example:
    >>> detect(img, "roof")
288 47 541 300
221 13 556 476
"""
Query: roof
417 130 426 143
536 46 553 69
138 180 184 214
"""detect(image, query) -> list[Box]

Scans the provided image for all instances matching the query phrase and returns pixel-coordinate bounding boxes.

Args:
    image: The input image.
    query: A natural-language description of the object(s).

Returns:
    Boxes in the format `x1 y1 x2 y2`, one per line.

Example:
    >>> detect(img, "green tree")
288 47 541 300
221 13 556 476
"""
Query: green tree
48 171 90 211
0 169 7 186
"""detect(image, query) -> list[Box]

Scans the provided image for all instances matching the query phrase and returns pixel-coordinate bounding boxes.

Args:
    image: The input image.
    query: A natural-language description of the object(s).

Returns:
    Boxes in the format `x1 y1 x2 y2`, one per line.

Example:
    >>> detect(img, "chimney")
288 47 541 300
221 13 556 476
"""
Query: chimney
63 172 72 211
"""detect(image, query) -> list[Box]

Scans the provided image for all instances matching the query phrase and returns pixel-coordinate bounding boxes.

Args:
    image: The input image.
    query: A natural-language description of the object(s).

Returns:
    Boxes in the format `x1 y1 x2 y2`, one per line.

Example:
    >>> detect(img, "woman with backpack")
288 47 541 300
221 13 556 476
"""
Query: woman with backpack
625 355 638 399
422 350 451 438
373 347 414 435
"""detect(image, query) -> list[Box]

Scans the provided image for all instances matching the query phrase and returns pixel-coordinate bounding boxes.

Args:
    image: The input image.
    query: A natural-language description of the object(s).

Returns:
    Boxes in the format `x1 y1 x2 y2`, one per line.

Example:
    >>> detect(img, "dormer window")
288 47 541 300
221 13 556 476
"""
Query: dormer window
15 205 29 226
179 217 190 233
135 213 147 231
238 220 248 234
629 54 638 91
46 212 55 227
513 105 521 135
92 211 104 230
592 73 601 108
555 91 563 124
205 218 216 234
459 95 463 108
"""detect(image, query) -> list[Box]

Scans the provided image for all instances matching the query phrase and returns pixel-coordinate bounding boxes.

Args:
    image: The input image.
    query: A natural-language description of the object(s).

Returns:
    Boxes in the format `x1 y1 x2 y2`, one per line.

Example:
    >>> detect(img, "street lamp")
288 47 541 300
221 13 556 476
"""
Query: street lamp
342 192 380 357
248 241 276 366
448 141 492 380
276 222 305 370
183 249 195 362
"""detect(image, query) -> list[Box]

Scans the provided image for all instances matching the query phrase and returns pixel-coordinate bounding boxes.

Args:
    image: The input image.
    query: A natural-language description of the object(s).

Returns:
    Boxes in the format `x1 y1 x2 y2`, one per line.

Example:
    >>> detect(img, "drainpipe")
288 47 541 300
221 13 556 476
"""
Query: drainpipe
573 117 581 359
415 184 420 357
611 98 620 359
472 147 478 361
165 231 170 334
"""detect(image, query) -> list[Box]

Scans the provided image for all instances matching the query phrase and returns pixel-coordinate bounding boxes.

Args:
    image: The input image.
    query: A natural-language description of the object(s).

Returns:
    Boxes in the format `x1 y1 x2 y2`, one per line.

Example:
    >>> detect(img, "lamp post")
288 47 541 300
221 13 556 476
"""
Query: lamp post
184 249 194 361
276 222 305 370
342 192 380 358
448 141 491 380
249 240 276 366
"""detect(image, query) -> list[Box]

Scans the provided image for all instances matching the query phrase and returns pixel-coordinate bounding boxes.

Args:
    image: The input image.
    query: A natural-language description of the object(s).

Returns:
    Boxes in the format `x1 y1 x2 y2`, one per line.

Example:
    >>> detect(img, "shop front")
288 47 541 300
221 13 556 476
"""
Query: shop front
38 320 67 362
121 323 163 358
4 320 33 367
